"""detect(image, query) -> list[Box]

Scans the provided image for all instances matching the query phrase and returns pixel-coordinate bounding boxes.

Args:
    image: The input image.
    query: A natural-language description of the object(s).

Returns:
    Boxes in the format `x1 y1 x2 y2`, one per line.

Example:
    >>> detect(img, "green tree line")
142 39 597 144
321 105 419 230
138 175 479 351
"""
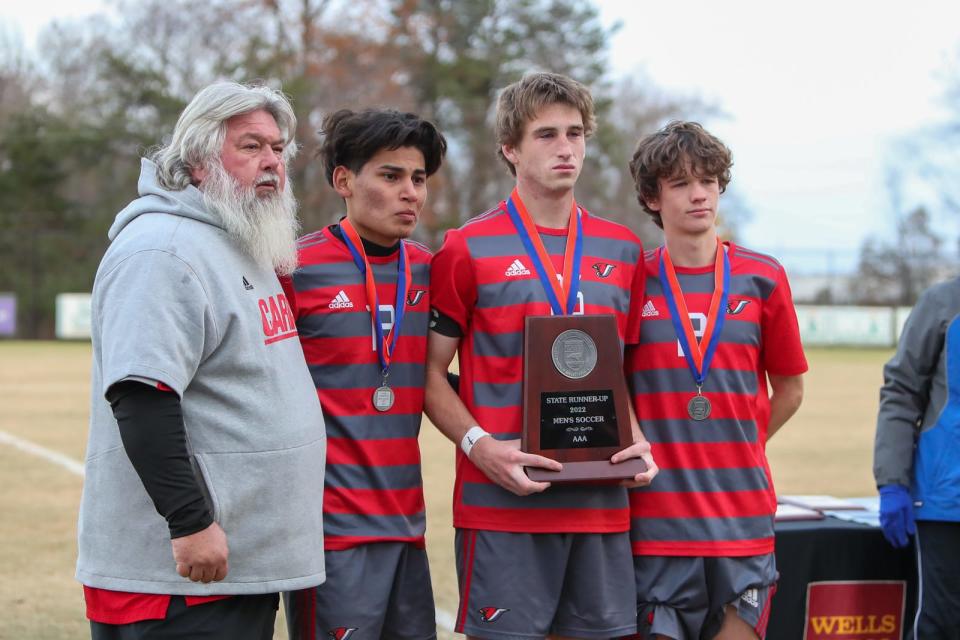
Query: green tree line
0 0 723 337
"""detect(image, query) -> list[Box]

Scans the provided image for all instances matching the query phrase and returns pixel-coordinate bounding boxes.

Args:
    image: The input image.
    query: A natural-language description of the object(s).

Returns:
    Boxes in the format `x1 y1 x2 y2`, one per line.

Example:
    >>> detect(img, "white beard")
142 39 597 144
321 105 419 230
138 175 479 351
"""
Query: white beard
201 161 301 276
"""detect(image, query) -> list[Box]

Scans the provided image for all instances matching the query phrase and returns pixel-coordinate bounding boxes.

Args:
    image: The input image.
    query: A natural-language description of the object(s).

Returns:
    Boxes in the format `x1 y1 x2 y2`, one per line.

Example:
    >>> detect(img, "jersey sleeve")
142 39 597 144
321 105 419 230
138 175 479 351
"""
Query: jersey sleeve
279 273 300 319
624 245 647 345
96 250 215 398
760 265 808 376
874 285 947 487
429 228 476 335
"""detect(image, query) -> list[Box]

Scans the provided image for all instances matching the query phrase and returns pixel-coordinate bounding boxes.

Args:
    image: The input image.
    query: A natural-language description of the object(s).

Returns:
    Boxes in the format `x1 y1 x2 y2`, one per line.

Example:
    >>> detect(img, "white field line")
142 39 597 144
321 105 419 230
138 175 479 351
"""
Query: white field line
0 428 457 632
436 607 456 634
0 429 85 476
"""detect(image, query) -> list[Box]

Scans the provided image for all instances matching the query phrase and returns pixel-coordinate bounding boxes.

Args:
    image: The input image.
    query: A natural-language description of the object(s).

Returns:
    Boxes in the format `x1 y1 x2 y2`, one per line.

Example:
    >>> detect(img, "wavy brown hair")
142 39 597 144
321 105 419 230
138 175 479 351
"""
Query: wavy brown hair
628 121 732 229
495 72 596 175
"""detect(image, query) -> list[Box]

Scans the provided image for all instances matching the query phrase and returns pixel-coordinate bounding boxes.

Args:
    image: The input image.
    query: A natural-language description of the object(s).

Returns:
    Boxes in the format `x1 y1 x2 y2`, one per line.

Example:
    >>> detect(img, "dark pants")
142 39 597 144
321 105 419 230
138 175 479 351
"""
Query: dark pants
90 593 278 640
915 520 960 640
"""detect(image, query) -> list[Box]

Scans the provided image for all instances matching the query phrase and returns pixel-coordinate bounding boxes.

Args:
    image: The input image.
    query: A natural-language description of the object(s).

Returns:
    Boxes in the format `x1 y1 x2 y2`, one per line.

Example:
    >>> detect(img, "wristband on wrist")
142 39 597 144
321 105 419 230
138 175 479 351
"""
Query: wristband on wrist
460 425 490 458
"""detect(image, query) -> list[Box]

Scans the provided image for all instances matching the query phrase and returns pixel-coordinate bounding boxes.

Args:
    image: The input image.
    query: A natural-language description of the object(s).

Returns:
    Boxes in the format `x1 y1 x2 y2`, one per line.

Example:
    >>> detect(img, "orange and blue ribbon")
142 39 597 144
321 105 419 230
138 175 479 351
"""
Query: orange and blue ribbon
339 218 412 373
658 238 729 388
505 188 582 315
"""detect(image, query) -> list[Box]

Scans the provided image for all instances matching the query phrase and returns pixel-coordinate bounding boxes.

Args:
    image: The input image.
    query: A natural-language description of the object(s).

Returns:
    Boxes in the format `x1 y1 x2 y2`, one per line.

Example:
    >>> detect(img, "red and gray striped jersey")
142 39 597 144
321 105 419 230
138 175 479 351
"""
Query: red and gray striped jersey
284 225 431 550
627 243 807 557
430 203 645 533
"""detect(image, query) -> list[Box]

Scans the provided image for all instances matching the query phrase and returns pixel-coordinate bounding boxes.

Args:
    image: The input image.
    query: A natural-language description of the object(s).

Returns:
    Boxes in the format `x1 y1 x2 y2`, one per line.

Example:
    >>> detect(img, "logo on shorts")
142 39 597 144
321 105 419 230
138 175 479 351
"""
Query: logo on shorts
478 607 510 623
741 588 760 608
592 262 616 278
727 299 751 315
328 628 358 640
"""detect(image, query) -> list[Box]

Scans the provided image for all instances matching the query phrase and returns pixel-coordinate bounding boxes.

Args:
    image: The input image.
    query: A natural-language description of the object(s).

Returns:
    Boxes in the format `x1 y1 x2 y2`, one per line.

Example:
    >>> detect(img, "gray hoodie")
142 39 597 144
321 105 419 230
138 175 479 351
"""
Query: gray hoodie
76 159 326 594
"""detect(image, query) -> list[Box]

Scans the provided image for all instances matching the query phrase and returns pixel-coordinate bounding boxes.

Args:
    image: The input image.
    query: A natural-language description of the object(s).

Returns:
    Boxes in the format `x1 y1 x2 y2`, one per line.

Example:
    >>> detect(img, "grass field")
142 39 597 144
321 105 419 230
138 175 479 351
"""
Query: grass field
0 341 892 639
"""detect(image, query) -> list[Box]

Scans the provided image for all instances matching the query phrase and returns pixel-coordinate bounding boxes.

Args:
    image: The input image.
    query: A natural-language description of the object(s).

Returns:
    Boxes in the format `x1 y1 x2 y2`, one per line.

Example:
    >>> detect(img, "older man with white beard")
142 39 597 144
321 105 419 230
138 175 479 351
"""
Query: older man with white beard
76 82 327 640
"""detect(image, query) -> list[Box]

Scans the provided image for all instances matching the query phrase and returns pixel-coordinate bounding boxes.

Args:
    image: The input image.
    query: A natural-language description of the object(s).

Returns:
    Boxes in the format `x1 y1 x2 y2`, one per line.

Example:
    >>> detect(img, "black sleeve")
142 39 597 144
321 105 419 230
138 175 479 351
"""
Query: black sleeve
446 372 460 394
430 307 463 338
106 381 213 539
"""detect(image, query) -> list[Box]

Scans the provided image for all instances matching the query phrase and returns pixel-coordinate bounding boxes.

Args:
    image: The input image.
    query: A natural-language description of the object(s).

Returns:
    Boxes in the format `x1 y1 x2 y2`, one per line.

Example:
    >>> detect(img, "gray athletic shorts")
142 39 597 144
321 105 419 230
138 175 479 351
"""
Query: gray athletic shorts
284 542 436 640
632 554 777 640
455 529 637 639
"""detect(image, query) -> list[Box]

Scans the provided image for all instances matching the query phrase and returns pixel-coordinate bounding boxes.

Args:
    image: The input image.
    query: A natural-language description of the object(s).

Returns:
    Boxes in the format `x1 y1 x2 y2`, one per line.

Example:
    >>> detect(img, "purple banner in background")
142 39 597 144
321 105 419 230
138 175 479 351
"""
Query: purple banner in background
0 294 16 336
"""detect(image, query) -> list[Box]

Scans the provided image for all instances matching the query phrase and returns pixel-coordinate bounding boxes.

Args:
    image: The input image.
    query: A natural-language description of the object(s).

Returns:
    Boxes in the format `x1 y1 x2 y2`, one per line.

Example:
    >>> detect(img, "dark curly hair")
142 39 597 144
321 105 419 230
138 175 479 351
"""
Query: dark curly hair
318 109 447 186
628 121 732 229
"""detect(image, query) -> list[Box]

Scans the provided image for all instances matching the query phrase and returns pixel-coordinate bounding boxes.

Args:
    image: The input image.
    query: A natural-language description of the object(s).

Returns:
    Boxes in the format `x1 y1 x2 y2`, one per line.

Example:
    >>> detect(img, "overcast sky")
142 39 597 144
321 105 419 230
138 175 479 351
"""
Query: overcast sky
597 0 960 271
3 0 959 272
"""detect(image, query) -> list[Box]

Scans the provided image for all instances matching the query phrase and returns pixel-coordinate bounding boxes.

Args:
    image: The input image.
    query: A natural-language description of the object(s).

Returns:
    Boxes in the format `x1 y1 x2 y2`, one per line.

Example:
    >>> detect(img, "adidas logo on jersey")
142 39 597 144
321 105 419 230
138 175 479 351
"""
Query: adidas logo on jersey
505 259 531 277
328 290 354 309
641 300 659 317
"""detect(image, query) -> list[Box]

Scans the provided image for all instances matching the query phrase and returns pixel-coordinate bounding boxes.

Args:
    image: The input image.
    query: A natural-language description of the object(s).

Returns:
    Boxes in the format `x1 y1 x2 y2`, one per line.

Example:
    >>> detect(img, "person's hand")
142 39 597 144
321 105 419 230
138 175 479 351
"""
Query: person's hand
171 522 229 583
879 484 915 548
611 439 659 488
469 437 562 496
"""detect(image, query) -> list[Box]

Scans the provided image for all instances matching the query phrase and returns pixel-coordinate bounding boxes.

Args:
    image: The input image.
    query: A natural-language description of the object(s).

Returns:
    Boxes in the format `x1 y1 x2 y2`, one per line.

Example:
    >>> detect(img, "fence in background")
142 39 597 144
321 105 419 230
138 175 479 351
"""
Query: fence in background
0 293 916 349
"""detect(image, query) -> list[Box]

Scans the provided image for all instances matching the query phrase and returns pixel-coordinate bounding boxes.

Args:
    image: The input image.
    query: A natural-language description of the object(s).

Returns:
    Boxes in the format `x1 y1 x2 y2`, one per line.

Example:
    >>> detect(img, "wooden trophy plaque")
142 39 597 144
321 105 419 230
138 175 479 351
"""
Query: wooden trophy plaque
521 314 646 482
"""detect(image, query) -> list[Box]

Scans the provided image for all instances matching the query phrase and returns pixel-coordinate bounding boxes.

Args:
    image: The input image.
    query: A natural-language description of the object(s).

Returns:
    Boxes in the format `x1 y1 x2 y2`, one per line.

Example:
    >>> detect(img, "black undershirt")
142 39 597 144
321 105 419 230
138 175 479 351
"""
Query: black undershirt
106 381 213 539
429 308 463 338
328 222 399 257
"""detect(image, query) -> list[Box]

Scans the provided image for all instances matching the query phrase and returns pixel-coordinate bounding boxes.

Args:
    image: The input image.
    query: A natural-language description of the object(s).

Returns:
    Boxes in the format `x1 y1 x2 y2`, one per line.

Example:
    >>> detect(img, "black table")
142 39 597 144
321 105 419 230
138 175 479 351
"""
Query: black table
768 518 917 639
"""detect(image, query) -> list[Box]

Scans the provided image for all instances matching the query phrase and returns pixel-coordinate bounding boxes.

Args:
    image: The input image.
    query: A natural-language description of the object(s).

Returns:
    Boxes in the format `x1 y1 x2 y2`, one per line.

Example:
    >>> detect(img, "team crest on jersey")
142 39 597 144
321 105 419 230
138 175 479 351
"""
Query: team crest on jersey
592 262 616 278
727 299 751 315
478 607 510 623
328 628 358 640
407 289 426 306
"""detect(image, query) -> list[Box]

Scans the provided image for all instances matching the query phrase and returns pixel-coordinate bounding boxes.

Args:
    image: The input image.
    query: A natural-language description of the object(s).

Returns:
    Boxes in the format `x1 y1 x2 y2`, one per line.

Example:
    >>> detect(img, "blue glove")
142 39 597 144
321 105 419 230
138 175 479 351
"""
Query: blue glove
879 484 916 548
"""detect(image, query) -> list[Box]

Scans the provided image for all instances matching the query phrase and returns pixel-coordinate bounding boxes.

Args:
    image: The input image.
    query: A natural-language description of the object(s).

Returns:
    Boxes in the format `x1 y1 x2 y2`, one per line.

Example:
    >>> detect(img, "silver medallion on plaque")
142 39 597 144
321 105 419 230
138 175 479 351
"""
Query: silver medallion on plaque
373 385 395 412
551 329 598 380
688 394 711 421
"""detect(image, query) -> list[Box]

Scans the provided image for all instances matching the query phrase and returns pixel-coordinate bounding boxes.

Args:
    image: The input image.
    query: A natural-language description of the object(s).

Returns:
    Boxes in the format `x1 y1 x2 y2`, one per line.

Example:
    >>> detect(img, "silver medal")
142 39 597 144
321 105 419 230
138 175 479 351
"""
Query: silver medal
373 385 395 412
688 394 711 421
551 329 598 380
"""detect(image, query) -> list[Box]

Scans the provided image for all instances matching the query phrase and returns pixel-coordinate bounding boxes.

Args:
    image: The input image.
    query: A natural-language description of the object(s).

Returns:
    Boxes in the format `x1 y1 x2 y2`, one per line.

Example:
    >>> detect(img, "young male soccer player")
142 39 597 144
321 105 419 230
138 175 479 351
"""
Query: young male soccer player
426 72 658 640
283 108 447 640
625 121 806 640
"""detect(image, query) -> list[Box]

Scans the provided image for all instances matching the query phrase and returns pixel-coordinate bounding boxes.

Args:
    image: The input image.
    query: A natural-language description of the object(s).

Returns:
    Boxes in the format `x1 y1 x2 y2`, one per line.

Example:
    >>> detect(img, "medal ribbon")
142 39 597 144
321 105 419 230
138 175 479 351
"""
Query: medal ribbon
658 238 730 388
339 219 411 372
505 188 583 315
